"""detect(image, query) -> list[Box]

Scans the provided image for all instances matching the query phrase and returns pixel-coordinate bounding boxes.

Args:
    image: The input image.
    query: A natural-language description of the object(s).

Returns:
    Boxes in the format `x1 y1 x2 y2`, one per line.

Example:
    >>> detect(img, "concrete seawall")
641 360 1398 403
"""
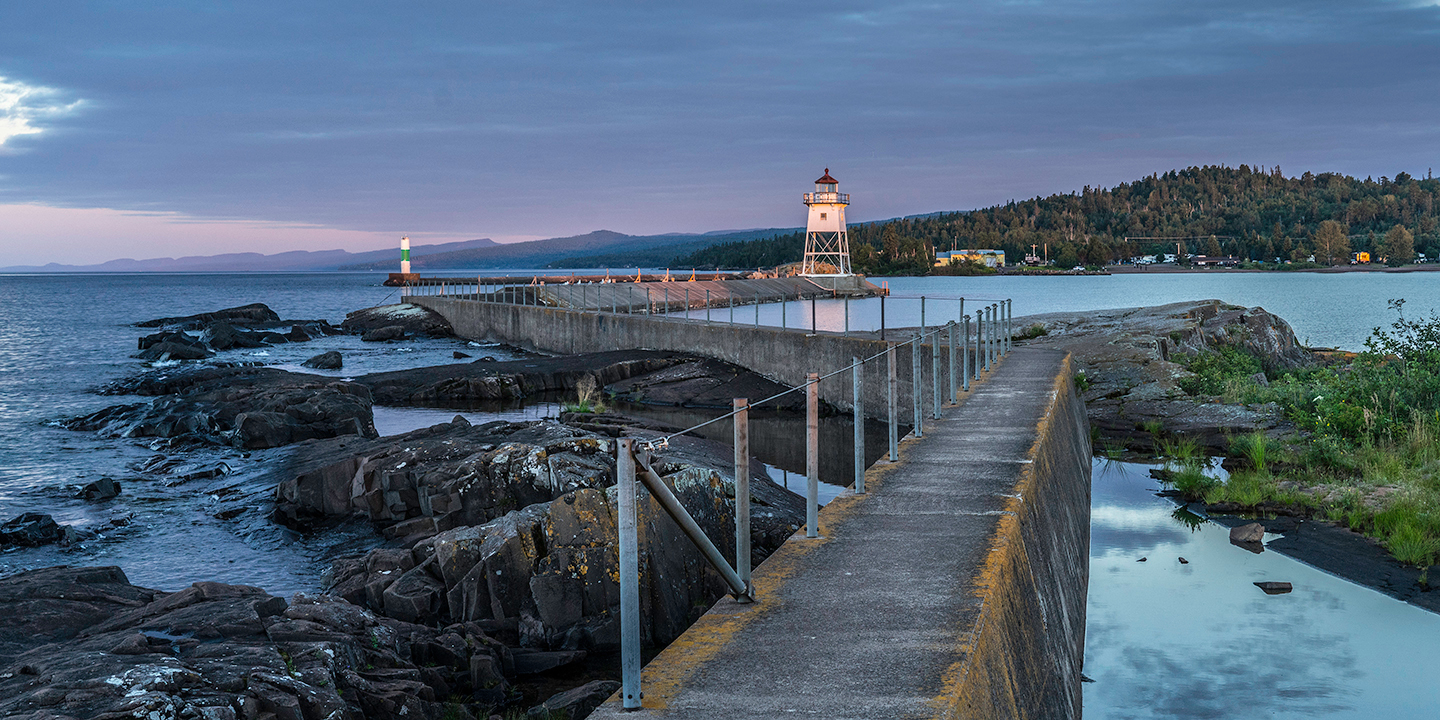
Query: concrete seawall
591 348 1091 719
410 297 970 420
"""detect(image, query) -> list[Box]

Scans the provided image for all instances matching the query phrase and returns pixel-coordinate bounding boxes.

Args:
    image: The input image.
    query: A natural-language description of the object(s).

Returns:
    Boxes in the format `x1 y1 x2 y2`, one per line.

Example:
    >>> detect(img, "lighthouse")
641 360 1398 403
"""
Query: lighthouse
400 236 411 274
800 169 852 276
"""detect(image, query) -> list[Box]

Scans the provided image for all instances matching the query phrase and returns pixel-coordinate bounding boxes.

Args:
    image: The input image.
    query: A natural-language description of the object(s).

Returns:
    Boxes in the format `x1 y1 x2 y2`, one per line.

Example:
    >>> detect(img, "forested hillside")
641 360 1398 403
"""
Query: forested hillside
848 165 1440 272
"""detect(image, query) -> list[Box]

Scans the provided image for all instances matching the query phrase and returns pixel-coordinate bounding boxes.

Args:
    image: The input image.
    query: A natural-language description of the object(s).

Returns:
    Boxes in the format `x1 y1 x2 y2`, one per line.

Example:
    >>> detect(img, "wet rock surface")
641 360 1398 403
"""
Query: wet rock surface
302 350 344 370
0 513 79 548
0 566 548 719
342 304 453 338
66 366 377 450
1017 300 1316 450
133 304 341 361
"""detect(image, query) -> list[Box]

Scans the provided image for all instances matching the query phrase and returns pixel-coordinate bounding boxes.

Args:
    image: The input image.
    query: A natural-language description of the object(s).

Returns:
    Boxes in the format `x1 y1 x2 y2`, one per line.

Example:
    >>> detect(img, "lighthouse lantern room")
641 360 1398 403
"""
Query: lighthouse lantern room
800 169 852 276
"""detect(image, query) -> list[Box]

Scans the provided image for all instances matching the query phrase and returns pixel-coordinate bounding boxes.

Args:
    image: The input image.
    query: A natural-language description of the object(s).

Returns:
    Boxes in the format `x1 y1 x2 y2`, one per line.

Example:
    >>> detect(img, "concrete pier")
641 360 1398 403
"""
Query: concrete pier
590 348 1091 719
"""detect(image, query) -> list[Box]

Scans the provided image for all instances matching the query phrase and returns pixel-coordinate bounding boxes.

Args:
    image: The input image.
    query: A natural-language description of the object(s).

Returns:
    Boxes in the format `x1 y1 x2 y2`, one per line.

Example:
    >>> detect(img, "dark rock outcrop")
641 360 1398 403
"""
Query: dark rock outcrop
343 304 453 338
0 566 536 719
275 417 805 649
362 325 406 342
67 366 377 449
303 350 344 370
527 680 620 719
356 349 699 407
1018 300 1316 450
75 477 122 501
136 340 214 361
136 303 281 329
0 513 77 548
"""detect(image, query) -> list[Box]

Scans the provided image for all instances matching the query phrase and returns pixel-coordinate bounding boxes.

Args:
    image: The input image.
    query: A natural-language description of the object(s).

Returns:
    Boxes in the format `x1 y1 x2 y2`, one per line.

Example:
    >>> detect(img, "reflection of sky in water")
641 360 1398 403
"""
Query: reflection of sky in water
1086 459 1440 719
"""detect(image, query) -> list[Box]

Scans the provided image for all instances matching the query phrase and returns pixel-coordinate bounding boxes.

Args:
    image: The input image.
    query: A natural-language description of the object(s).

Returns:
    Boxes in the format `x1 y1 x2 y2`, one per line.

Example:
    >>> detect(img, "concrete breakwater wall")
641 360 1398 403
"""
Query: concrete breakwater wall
410 296 968 420
937 353 1091 719
589 348 1091 719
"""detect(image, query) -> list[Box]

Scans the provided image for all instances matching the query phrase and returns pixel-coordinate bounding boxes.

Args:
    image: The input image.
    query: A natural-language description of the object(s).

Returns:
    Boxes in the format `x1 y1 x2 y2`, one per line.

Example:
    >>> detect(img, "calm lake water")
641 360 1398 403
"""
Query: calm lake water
1087 459 1440 718
1 271 1437 713
689 272 1440 351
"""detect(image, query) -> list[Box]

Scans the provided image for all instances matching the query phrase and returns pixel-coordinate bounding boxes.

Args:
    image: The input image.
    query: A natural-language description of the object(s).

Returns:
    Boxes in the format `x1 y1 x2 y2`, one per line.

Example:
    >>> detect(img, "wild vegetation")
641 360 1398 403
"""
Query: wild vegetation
1159 300 1440 572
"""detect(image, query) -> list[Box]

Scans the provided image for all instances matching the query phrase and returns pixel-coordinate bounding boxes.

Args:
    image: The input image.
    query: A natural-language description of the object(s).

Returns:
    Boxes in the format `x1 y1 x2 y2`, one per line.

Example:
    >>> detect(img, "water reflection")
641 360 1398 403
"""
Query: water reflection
1086 459 1440 718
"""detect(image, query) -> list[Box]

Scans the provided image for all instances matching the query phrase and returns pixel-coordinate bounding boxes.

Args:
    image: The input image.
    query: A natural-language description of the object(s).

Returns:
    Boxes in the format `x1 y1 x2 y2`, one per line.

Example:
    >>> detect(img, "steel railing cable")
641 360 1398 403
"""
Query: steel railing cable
637 322 955 451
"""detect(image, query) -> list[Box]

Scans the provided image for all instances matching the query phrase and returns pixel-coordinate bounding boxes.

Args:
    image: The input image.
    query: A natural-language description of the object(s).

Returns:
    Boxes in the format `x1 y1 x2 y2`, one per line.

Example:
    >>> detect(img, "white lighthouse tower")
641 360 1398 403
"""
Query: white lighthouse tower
400 236 412 274
800 169 852 276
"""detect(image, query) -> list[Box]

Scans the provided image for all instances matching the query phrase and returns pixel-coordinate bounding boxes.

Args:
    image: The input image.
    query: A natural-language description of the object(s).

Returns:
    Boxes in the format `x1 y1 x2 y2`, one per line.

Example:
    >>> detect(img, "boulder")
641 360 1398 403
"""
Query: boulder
526 680 621 719
135 340 214 361
76 477 122 501
363 325 407 342
1230 522 1266 544
202 321 265 350
136 303 281 329
343 303 453 337
454 351 473 359
1254 581 1293 594
0 513 70 547
302 350 343 370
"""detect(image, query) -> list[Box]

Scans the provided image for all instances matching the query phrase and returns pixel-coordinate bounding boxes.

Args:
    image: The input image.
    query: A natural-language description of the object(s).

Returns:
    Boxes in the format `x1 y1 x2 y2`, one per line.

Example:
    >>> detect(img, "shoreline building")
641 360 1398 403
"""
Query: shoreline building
935 249 1006 268
800 169 853 276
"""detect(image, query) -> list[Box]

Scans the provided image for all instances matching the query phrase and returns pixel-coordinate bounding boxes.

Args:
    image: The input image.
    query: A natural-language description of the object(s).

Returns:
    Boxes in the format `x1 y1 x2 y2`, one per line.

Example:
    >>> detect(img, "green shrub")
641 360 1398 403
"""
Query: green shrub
1177 346 1265 396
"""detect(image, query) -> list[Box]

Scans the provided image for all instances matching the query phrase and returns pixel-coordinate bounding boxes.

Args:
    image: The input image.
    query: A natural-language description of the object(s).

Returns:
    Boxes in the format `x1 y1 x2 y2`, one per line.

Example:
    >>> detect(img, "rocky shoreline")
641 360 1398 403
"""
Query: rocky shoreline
1017 300 1439 612
2 303 816 719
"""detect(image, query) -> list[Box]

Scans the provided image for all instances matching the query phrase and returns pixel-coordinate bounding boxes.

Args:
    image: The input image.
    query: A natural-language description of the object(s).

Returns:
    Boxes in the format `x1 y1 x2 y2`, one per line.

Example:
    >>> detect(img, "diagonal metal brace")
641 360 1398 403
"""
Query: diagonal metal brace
633 451 754 602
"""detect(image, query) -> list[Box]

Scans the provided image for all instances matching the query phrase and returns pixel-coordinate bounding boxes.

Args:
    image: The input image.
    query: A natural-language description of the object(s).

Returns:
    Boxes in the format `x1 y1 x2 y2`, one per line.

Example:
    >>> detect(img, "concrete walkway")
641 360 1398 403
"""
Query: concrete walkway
592 347 1083 719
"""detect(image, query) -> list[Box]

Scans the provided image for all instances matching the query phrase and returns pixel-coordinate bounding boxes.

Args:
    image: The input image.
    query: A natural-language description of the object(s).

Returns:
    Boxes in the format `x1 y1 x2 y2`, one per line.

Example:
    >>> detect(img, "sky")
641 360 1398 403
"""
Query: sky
2 1 1439 266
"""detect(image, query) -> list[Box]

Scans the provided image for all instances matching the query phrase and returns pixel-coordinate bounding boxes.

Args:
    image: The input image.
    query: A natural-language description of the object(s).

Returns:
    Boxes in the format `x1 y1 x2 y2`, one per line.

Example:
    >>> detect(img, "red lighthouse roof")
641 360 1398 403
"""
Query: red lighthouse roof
815 168 838 185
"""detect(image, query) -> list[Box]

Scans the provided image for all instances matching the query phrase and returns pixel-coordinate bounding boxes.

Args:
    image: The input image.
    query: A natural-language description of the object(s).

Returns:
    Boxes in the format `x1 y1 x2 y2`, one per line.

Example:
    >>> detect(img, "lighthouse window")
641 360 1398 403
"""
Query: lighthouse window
820 213 827 219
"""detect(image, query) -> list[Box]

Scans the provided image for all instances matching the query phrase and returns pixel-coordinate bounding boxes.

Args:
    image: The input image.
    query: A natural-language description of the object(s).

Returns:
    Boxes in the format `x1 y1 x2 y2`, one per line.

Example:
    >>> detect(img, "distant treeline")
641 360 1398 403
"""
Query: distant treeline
846 164 1434 270
680 165 1440 273
671 231 806 269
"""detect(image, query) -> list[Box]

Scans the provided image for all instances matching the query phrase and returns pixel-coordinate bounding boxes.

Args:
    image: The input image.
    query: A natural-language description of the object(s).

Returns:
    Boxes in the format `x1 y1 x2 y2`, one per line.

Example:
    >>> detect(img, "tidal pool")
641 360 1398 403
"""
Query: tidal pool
1085 458 1440 718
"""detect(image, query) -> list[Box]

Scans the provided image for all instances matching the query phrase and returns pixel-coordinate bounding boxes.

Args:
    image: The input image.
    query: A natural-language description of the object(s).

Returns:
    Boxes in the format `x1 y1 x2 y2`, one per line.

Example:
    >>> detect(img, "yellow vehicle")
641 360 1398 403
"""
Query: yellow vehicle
1352 251 1371 264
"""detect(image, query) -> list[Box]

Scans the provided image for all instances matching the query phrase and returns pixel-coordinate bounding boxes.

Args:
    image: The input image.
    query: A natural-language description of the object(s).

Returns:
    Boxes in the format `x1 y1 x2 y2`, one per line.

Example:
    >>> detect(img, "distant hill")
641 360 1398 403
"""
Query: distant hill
342 228 799 271
0 238 497 273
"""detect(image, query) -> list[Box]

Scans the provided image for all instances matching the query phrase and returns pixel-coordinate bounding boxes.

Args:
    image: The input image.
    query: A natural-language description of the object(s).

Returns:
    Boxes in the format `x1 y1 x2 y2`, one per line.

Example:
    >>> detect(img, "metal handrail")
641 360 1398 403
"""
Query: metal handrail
612 296 1015 710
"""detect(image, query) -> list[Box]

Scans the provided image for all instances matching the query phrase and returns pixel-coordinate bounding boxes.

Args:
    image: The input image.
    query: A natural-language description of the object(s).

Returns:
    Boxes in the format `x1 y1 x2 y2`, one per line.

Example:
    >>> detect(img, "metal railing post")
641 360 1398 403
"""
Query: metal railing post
685 287 691 317
810 294 816 334
733 399 751 591
887 343 898 461
706 289 711 322
664 287 669 316
844 295 850 336
781 297 787 331
948 321 957 403
880 294 886 341
931 327 941 419
984 308 992 372
920 296 926 345
617 439 642 710
853 357 865 494
963 316 971 390
755 294 760 327
730 294 734 326
806 373 819 538
911 334 923 438
1006 299 1013 354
